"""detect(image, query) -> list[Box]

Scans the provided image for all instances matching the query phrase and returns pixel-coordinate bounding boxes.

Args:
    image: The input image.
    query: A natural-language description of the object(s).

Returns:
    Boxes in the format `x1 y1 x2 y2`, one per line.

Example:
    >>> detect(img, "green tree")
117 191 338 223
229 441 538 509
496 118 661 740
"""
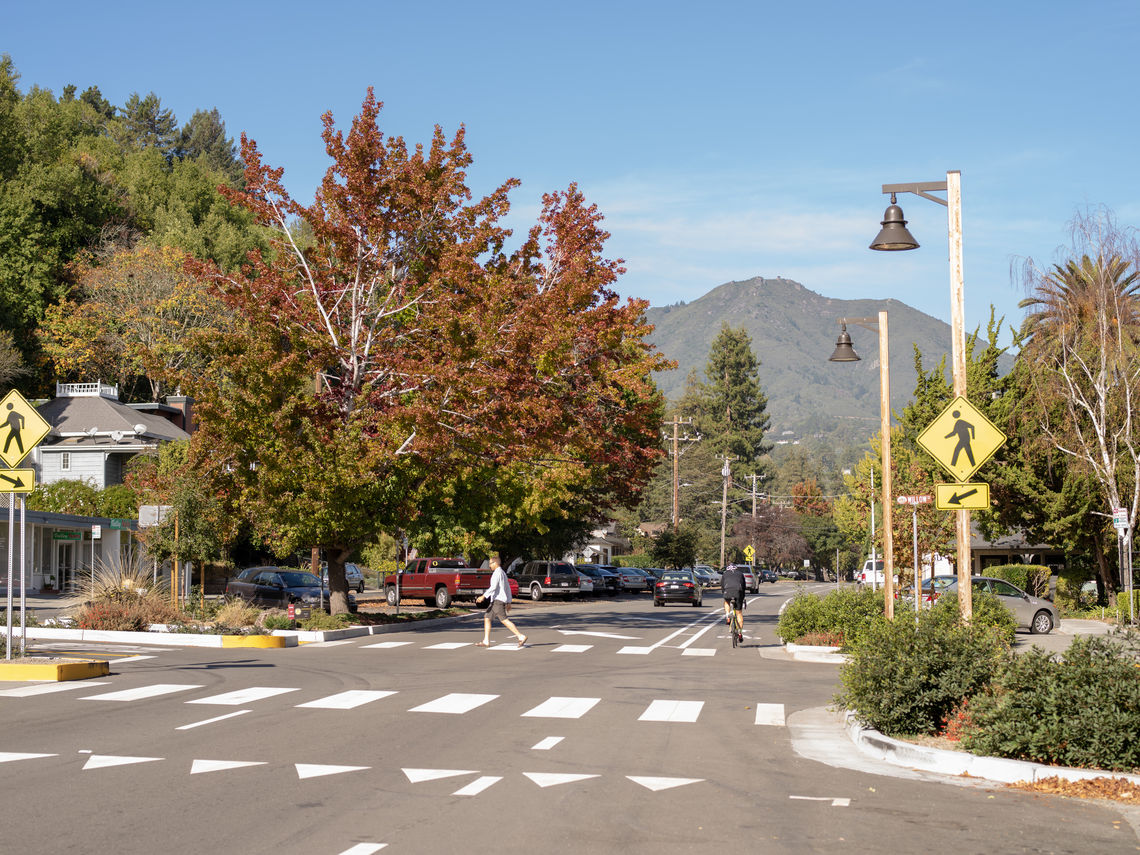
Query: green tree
177 108 242 184
649 524 700 569
693 324 771 470
116 92 179 158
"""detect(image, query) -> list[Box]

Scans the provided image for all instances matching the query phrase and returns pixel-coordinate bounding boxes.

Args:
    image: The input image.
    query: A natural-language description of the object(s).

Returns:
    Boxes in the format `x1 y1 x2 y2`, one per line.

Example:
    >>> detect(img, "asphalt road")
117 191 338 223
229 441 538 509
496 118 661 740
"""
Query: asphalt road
2 583 1137 854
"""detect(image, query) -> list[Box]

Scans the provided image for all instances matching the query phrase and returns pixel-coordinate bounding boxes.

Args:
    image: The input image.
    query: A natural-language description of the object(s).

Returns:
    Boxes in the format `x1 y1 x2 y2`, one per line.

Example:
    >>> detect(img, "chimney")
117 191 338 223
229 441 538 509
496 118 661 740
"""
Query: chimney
165 394 195 434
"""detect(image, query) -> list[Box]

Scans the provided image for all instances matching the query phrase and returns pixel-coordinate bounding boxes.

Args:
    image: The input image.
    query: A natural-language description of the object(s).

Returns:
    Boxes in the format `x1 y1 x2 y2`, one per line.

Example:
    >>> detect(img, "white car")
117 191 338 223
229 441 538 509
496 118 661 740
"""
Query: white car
695 564 720 584
573 570 595 594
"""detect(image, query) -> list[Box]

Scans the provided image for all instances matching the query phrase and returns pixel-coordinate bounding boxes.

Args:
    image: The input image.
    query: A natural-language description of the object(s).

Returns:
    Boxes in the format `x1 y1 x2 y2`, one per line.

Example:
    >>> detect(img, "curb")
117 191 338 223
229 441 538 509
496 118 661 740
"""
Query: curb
0 658 110 682
785 642 847 664
844 710 1140 786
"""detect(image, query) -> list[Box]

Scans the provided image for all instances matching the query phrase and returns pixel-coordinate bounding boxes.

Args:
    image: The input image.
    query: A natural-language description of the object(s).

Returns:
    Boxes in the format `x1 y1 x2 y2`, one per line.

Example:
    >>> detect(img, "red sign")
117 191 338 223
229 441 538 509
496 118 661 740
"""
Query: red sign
287 604 295 619
897 495 932 505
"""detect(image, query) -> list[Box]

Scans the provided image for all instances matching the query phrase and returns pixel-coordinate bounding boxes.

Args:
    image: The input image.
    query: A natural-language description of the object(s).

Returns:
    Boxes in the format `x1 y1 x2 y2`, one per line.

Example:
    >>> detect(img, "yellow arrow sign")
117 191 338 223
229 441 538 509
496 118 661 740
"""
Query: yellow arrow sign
0 390 50 468
917 396 1006 482
934 482 990 511
0 469 35 493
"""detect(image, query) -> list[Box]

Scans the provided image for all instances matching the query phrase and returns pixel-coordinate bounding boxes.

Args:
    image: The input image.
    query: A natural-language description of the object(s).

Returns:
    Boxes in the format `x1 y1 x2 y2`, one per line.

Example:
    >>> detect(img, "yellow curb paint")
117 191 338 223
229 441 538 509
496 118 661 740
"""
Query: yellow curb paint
220 635 288 649
0 659 110 682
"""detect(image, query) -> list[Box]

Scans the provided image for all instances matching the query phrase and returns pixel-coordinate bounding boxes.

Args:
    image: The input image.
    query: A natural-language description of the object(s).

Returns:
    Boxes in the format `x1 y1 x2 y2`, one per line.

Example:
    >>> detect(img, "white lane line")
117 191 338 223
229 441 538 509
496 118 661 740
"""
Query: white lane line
452 775 502 796
409 693 498 714
361 640 414 649
638 699 704 723
176 710 252 730
554 629 641 639
521 697 600 719
790 795 850 807
0 682 111 697
83 754 163 770
617 646 653 655
677 618 722 649
81 684 203 702
681 648 716 657
0 752 57 763
300 640 357 648
754 703 786 726
338 844 387 854
532 737 564 750
296 690 397 710
627 775 704 791
425 642 470 650
403 768 478 783
190 759 267 774
112 655 156 664
551 644 592 653
523 772 599 788
186 687 300 706
296 763 370 780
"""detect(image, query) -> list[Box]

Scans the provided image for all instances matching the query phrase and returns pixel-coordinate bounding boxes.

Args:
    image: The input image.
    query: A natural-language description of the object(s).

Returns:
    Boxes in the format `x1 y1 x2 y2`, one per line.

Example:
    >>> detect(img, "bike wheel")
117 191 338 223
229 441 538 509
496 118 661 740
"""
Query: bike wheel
731 617 739 648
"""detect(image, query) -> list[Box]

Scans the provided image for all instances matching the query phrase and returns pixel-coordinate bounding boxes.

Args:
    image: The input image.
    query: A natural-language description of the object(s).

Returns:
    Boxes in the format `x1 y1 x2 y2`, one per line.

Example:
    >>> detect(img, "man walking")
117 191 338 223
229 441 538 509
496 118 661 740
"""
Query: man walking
475 555 527 648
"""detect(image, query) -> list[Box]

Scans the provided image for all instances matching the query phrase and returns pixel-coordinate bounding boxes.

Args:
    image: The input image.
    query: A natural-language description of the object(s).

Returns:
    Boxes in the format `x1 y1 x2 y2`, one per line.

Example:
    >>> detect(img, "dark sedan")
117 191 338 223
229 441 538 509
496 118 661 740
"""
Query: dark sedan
226 567 354 612
653 569 703 607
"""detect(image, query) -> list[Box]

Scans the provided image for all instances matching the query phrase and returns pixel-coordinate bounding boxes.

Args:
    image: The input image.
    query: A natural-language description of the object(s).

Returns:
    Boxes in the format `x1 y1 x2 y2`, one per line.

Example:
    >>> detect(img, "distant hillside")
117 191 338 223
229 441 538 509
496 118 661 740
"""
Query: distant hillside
644 277 1011 449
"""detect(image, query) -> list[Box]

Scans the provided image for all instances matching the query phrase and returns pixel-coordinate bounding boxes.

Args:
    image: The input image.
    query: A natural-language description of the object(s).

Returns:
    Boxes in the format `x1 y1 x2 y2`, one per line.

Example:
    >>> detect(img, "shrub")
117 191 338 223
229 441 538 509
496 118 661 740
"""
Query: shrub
776 587 884 647
212 599 261 629
928 591 1018 647
984 563 1050 598
1108 590 1140 624
835 605 1010 736
959 634 1140 771
75 599 149 631
298 611 356 631
261 615 293 631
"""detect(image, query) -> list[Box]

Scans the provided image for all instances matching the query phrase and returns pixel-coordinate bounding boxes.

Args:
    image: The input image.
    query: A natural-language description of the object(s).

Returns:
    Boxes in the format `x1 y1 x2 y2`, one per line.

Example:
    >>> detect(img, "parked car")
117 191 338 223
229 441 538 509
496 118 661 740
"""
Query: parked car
694 564 720 584
741 566 759 593
940 576 1060 634
573 570 596 595
692 567 715 587
577 564 621 596
226 567 356 612
653 569 703 607
858 558 886 587
510 560 582 601
617 567 650 592
321 562 366 593
759 568 778 584
642 567 666 582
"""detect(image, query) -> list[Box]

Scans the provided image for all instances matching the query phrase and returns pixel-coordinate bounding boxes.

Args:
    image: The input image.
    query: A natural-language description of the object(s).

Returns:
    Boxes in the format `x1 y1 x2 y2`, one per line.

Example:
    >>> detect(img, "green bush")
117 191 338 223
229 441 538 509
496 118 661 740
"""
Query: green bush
1108 590 1140 624
959 634 1140 771
835 605 1010 736
298 611 356 631
262 615 292 631
776 587 885 647
613 554 652 569
928 591 1018 647
984 563 1050 598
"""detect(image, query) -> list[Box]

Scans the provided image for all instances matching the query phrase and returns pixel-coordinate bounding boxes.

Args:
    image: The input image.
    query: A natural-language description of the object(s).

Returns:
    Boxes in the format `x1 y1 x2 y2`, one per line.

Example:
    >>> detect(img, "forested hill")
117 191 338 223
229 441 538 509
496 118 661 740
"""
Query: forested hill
644 277 1013 448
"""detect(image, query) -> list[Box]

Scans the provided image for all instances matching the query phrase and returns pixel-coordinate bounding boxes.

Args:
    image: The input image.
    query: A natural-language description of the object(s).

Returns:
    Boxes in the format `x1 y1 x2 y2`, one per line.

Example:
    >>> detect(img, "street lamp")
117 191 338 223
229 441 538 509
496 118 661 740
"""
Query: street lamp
870 170 972 621
829 313 895 619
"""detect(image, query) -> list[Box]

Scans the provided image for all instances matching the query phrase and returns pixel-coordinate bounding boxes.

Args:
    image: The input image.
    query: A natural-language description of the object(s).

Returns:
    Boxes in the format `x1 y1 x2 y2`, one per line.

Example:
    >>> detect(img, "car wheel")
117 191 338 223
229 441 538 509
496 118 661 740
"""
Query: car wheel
356 583 364 594
434 587 452 609
385 586 399 607
1031 609 1054 634
530 583 543 602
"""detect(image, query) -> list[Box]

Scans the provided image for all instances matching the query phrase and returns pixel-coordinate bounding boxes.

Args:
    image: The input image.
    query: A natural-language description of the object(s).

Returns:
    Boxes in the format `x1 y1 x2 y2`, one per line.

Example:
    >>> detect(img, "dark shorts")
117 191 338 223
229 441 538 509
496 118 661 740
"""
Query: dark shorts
724 592 745 610
487 599 508 621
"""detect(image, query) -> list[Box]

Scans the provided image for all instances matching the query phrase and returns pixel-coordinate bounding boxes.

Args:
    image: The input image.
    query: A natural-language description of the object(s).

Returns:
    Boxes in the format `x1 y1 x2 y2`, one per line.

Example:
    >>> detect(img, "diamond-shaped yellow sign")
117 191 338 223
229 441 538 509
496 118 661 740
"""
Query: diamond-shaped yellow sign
917 396 1005 482
0 390 51 468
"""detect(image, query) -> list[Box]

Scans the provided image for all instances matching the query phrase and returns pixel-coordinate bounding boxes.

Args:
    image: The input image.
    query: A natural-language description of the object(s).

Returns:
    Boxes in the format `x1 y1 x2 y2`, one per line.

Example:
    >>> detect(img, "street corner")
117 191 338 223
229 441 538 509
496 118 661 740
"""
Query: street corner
0 657 110 682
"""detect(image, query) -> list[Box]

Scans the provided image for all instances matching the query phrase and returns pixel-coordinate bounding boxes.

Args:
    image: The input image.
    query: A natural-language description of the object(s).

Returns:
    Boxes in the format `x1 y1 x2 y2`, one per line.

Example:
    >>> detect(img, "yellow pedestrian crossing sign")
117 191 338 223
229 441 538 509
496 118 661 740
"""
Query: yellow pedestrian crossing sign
917 396 1005 482
0 389 51 468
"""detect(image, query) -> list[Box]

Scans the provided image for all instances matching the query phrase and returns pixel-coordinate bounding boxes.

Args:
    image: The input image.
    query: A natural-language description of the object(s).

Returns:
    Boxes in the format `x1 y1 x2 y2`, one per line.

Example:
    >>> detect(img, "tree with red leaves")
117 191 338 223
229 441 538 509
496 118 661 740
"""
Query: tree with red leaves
186 91 669 612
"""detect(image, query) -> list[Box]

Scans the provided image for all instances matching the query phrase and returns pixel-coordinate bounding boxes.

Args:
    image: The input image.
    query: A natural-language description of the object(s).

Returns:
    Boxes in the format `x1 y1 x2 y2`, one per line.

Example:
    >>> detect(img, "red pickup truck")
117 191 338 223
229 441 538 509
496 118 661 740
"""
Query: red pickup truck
383 557 492 609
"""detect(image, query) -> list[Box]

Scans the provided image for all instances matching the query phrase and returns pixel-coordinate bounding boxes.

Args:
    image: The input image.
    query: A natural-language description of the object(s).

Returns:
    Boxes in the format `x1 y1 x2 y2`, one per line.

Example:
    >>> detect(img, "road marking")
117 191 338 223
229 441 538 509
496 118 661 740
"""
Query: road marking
0 682 111 697
425 642 470 650
82 754 163 770
81 684 203 702
300 639 357 647
754 703 786 726
111 655 156 664
639 699 704 723
409 693 498 714
296 690 397 710
521 697 600 719
532 737 564 750
0 752 56 763
190 759 267 774
523 772 600 788
551 644 592 653
186 687 300 706
790 795 850 807
453 775 502 796
360 641 414 649
295 763 370 780
677 619 722 649
681 648 716 657
627 775 703 791
617 646 654 655
403 768 478 783
338 845 386 855
489 642 522 651
176 710 252 730
554 629 640 639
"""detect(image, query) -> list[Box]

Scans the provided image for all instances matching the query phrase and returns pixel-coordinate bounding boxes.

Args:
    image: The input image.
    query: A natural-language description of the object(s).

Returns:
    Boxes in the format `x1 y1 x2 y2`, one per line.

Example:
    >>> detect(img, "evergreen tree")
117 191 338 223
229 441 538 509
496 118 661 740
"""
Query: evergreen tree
695 324 771 470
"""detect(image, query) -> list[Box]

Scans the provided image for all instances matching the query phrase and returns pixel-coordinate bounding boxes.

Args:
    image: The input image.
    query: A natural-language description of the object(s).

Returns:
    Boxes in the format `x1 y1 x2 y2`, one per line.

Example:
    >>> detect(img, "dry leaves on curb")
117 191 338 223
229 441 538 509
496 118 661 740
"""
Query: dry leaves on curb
1008 775 1140 803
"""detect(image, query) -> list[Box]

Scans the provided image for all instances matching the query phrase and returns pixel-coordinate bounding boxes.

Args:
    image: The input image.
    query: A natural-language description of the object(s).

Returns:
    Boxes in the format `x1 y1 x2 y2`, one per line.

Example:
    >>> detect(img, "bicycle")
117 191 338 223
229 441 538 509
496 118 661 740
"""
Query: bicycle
729 606 743 648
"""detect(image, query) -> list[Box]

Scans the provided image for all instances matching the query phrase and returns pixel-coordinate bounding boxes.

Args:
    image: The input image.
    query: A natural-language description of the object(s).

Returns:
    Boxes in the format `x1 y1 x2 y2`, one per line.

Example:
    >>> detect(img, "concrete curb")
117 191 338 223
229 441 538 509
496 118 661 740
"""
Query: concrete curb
0 658 110 682
785 642 847 664
844 710 1140 785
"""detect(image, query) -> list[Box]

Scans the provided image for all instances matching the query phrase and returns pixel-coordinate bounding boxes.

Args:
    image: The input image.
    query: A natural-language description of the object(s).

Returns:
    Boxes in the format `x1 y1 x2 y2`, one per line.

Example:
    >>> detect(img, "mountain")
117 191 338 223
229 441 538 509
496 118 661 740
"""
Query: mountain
643 277 1010 449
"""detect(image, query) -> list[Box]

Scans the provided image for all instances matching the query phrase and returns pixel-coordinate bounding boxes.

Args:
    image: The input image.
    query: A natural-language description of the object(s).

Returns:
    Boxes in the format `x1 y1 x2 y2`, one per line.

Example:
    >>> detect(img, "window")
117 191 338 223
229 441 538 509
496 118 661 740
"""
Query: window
60 452 70 472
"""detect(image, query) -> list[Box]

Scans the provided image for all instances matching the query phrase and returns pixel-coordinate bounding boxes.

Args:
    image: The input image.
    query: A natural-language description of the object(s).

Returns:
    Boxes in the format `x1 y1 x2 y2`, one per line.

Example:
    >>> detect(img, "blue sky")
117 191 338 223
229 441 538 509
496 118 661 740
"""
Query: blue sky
7 1 1139 345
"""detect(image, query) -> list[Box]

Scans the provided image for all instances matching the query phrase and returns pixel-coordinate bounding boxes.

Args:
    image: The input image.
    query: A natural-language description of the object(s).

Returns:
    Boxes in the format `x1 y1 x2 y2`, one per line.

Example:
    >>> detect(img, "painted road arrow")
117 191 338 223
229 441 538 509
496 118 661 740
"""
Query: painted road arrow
0 468 34 493
934 482 990 511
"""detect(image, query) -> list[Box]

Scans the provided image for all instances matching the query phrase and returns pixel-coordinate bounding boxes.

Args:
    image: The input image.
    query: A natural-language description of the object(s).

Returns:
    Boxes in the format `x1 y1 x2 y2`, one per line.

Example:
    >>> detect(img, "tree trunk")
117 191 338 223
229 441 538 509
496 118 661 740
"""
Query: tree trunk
325 547 353 615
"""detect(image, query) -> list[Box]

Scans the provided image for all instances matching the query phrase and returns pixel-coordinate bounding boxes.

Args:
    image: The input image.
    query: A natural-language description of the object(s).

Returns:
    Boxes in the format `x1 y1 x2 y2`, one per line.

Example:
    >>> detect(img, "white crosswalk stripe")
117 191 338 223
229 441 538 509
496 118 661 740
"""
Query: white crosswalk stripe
81 684 203 702
638 699 704 722
521 697 600 719
296 690 397 710
187 687 300 706
409 693 498 714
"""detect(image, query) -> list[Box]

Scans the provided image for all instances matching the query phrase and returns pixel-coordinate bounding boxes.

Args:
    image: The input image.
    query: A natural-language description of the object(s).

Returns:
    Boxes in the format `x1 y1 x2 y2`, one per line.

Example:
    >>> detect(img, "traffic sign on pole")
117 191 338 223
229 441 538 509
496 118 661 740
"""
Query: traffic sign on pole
935 483 991 511
916 396 1006 482
0 390 51 468
0 469 34 493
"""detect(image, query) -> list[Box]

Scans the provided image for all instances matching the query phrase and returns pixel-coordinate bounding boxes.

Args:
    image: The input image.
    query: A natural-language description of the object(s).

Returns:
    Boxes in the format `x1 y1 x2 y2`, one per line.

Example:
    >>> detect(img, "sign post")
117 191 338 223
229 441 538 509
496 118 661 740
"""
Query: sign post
898 495 932 621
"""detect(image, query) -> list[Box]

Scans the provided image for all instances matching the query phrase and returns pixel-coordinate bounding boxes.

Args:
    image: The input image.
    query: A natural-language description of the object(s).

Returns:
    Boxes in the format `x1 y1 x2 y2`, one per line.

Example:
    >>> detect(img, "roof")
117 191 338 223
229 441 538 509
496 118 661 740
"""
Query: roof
35 395 190 446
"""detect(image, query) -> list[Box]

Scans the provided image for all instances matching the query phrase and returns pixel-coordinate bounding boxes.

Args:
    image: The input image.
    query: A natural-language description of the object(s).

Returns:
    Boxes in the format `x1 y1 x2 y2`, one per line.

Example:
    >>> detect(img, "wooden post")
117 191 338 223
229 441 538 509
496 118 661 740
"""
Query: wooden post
878 310 894 620
947 170 973 622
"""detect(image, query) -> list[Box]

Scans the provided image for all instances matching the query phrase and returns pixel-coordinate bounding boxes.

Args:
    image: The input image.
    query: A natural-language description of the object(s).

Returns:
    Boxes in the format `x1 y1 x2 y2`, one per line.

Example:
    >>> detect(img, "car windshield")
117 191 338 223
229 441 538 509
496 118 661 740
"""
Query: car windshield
280 572 321 587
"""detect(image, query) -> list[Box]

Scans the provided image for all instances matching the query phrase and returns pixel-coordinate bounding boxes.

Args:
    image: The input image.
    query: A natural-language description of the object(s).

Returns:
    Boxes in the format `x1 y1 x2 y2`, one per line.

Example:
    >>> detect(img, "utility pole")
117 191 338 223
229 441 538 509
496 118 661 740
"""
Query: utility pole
718 456 737 569
663 415 699 530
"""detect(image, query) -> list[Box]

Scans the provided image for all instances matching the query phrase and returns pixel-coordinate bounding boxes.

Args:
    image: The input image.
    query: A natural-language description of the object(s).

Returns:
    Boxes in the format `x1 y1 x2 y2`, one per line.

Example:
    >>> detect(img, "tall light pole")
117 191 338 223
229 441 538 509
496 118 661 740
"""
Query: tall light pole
870 170 972 621
830 313 894 619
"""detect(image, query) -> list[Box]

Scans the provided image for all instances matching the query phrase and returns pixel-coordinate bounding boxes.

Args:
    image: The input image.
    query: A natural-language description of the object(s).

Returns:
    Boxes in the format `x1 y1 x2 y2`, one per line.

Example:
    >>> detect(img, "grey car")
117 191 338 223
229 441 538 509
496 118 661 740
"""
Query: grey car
941 576 1059 634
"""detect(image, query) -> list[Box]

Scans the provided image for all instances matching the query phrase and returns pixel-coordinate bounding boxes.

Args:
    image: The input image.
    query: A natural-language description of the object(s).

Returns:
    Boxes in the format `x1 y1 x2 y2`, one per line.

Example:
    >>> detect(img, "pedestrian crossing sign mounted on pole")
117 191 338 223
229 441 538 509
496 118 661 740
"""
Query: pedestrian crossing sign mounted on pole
0 389 51 469
916 395 1006 482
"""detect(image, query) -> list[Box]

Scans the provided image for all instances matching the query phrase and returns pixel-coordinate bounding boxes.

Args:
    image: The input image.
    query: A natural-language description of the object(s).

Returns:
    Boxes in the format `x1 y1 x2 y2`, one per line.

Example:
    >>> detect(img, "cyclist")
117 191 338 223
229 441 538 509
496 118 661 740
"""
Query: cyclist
720 563 746 633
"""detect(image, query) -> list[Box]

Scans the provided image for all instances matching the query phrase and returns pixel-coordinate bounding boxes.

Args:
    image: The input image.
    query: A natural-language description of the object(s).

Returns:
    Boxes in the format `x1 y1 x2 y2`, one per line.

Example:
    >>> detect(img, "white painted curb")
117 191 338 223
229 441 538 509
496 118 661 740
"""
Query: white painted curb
785 642 847 664
0 626 298 648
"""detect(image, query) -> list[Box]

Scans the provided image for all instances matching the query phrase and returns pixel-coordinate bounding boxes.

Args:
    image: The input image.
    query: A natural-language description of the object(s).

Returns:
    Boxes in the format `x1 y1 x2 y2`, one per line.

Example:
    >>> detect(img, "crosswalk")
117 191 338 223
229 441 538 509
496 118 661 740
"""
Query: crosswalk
0 679 786 728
